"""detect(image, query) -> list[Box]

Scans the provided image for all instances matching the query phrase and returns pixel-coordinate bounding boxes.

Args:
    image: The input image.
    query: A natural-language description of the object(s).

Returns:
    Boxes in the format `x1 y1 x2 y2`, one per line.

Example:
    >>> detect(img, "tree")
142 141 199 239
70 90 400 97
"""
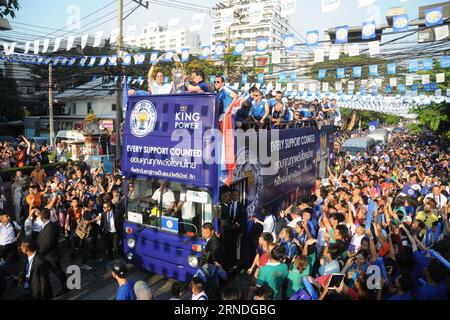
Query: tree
409 102 450 138
0 0 20 18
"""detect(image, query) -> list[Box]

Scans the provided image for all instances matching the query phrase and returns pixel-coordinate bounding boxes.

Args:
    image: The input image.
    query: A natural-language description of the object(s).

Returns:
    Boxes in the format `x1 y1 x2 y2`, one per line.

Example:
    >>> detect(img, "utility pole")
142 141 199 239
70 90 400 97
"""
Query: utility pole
115 0 123 164
115 0 149 165
48 64 54 148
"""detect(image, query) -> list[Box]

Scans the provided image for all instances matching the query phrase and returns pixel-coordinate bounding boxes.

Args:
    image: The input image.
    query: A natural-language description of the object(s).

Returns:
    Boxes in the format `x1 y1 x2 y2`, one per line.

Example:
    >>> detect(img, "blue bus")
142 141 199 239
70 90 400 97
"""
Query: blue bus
122 93 333 282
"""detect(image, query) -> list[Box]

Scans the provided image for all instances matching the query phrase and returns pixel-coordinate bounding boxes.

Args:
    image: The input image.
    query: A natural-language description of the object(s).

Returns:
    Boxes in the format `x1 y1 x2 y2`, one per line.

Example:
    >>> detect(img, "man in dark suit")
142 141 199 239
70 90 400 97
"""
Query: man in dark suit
20 240 52 300
201 222 223 266
100 201 123 262
227 189 247 269
36 208 68 296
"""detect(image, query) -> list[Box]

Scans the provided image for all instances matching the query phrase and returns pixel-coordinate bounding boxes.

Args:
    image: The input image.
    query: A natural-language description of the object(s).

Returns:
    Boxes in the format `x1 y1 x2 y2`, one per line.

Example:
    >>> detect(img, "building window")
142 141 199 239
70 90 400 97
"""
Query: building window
112 103 117 112
87 102 93 114
71 103 76 115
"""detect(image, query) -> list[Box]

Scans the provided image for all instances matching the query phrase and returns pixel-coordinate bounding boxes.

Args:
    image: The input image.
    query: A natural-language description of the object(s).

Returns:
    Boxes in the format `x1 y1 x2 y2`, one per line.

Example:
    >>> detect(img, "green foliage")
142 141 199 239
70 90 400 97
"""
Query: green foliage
410 102 450 138
0 0 20 18
340 107 402 130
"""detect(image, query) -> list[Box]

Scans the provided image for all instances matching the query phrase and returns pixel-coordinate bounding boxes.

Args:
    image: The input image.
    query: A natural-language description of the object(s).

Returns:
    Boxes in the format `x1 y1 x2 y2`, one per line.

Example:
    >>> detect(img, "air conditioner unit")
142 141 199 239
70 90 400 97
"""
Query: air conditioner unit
61 106 71 115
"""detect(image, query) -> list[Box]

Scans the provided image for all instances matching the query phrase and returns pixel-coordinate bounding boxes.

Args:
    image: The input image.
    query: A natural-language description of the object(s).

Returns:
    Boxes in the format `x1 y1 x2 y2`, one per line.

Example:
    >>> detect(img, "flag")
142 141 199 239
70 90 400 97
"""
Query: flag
425 7 444 27
181 48 189 62
387 63 396 75
393 14 408 32
335 25 348 44
200 46 210 59
219 99 240 186
318 69 327 79
369 65 378 76
362 21 376 40
234 40 245 55
423 59 434 70
214 43 225 58
256 38 268 53
149 52 159 63
283 33 295 51
336 68 345 79
258 74 264 83
368 120 379 132
306 30 319 47
408 60 419 72
440 56 450 68
353 66 361 78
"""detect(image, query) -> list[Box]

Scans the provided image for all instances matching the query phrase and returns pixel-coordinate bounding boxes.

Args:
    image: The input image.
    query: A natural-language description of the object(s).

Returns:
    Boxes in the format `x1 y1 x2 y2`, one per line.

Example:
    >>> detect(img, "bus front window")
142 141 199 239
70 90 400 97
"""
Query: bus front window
125 178 213 237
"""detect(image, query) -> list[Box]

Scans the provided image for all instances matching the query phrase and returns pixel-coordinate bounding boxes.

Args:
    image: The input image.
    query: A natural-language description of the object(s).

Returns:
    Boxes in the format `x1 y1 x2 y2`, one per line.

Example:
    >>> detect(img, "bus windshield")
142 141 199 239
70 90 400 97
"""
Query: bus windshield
125 178 213 237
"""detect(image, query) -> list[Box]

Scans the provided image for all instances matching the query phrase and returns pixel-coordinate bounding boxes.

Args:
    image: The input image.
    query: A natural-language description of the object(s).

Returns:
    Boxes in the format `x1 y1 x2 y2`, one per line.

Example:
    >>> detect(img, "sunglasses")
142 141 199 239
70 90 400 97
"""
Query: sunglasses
214 81 222 84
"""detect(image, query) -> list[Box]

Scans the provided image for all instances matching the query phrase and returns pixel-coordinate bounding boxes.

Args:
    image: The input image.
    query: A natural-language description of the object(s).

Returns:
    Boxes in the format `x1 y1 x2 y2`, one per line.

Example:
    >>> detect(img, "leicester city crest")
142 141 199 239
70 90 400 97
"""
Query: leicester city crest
130 100 157 137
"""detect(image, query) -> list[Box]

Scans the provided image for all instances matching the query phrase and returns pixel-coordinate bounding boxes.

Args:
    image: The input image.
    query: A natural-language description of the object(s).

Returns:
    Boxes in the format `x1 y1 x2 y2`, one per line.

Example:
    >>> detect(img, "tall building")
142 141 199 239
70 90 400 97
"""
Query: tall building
127 24 200 51
211 0 289 56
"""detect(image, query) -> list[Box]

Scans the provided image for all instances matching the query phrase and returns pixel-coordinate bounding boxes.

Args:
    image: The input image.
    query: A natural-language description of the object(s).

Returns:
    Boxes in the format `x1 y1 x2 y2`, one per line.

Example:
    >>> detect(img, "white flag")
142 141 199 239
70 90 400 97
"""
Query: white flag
358 0 376 7
336 82 342 91
266 82 273 92
244 83 250 91
348 44 360 57
436 73 445 83
280 0 297 17
309 83 316 92
422 74 430 85
33 40 40 54
348 81 355 90
390 78 397 87
434 25 449 41
220 7 234 30
361 79 368 87
314 49 324 63
42 39 50 53
322 82 329 92
249 2 264 24
66 36 76 51
2 42 16 55
110 28 119 44
93 31 104 47
287 83 293 91
329 46 340 60
81 34 89 49
368 41 380 56
298 83 305 91
322 0 340 13
53 38 61 52
190 14 205 31
272 50 281 64
275 82 282 91
24 41 31 54
405 76 413 86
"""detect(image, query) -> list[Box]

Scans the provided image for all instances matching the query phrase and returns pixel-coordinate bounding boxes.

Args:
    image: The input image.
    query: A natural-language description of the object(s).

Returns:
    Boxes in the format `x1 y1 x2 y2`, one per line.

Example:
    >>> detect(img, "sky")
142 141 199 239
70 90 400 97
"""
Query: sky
5 0 443 46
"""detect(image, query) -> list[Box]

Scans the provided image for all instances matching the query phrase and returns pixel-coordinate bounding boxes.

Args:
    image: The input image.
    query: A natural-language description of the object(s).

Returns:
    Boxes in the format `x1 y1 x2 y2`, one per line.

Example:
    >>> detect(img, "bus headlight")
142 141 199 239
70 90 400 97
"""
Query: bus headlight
127 238 136 249
126 252 134 260
188 255 199 268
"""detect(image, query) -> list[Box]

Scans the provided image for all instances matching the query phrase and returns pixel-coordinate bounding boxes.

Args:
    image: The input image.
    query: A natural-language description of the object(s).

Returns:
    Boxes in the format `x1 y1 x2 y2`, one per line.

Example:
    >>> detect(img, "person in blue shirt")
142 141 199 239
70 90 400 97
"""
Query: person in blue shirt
214 75 238 117
112 260 136 300
278 226 299 263
387 274 414 300
249 90 270 127
239 86 259 104
416 259 448 300
186 69 213 93
269 91 284 113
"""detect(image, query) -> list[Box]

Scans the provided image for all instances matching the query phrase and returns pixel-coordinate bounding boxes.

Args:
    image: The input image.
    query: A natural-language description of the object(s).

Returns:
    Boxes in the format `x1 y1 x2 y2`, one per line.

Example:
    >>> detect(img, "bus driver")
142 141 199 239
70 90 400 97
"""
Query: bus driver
149 180 176 216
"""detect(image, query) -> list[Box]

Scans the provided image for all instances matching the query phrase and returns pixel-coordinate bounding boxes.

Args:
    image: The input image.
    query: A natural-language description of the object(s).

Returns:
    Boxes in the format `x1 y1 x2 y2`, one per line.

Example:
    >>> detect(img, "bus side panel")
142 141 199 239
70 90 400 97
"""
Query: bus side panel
123 222 204 282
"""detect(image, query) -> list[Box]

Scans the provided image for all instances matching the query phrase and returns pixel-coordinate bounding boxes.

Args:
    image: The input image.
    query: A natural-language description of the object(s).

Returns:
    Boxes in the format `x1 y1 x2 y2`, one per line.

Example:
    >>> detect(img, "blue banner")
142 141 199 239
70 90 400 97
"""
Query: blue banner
369 65 378 76
368 120 379 131
258 74 264 83
385 86 392 93
149 52 159 63
234 40 245 55
200 45 211 59
362 21 376 40
393 14 409 32
409 60 419 72
371 87 378 95
423 59 434 70
353 66 361 78
123 94 218 189
161 216 179 233
387 63 396 75
279 72 285 82
242 74 248 84
440 56 450 68
181 48 190 62
425 7 444 27
335 25 349 44
283 33 295 51
398 84 406 93
214 43 225 58
290 72 297 81
306 30 319 47
361 86 367 96
336 68 345 79
318 69 327 79
256 38 269 53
